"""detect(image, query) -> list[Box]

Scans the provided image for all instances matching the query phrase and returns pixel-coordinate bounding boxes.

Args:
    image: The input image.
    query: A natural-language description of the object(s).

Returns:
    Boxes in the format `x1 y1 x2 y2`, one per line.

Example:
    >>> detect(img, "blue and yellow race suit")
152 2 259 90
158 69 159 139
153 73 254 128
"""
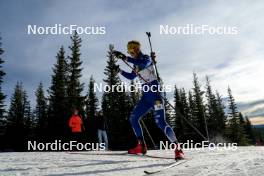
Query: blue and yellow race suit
120 52 177 143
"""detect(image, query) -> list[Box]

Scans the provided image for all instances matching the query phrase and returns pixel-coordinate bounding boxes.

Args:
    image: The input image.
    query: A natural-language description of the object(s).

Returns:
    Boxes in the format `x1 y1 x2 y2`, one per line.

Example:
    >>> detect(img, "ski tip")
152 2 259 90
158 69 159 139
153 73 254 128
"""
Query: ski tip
175 158 185 162
144 159 189 175
144 170 154 175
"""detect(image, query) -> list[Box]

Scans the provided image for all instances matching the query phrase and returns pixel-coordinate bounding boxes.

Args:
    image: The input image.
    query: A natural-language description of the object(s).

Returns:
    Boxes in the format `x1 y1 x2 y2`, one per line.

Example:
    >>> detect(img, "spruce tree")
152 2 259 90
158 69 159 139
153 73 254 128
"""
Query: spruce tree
226 87 248 145
23 90 32 138
226 87 239 143
85 76 99 142
0 36 6 121
188 91 196 125
6 83 31 150
215 91 227 136
34 82 48 138
174 86 192 141
67 32 84 114
238 112 249 145
205 76 227 139
205 76 216 136
102 44 120 121
244 116 255 144
48 46 68 138
86 76 98 118
102 44 133 149
192 73 207 141
179 88 190 141
187 91 197 140
174 86 184 140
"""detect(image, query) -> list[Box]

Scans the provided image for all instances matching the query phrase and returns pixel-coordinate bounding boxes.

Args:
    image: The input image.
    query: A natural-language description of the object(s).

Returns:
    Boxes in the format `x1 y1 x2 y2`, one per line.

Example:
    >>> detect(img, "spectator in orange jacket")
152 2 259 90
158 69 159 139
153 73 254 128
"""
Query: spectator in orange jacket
69 109 85 143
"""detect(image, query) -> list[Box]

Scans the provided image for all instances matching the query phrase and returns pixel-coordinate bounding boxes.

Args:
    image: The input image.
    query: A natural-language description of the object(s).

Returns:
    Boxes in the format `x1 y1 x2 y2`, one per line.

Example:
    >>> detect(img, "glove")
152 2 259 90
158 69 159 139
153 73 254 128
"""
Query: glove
112 64 121 75
150 52 157 64
113 50 126 60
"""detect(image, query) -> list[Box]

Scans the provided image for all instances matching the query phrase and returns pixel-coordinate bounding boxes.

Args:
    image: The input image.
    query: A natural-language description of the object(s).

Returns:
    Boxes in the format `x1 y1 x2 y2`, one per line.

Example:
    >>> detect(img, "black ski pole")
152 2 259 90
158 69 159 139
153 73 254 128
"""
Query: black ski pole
140 120 158 149
145 32 208 141
146 32 161 82
146 32 169 109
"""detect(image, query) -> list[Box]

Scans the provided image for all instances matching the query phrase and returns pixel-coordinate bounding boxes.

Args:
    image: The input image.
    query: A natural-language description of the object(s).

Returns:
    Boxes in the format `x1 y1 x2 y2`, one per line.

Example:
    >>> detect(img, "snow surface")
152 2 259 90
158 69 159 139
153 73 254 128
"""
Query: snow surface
0 147 264 176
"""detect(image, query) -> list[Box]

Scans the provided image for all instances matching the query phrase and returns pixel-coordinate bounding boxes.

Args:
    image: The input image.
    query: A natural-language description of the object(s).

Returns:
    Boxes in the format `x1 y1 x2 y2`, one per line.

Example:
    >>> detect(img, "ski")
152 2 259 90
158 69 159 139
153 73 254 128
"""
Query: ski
143 154 174 160
67 151 127 156
144 159 188 175
67 151 175 160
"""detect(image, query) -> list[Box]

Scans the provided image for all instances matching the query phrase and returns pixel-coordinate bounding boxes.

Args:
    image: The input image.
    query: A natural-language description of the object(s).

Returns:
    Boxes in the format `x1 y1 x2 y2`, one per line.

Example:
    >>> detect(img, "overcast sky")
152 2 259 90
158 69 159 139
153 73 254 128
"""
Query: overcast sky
0 0 264 125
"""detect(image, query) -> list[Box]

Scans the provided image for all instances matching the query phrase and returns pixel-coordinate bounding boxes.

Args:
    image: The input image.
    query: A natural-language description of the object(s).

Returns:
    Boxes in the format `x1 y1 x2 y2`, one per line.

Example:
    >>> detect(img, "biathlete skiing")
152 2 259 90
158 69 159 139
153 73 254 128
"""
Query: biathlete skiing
112 40 184 160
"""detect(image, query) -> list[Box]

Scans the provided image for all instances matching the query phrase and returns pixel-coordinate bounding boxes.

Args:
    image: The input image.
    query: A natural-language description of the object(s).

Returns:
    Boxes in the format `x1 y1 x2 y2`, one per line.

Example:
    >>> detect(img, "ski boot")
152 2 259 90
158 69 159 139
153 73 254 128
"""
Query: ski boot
175 144 184 160
128 139 147 155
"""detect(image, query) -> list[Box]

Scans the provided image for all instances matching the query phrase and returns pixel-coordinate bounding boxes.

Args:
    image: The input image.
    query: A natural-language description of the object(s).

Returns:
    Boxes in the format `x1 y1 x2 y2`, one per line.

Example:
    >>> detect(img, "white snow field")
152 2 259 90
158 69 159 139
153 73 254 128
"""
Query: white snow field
0 147 264 176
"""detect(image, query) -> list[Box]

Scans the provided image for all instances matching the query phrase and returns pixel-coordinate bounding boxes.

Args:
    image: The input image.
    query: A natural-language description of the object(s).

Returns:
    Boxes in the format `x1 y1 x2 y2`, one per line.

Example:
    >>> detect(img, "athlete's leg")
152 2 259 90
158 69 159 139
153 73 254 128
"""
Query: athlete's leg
129 93 152 139
153 98 178 143
102 130 108 150
152 96 184 159
98 129 103 144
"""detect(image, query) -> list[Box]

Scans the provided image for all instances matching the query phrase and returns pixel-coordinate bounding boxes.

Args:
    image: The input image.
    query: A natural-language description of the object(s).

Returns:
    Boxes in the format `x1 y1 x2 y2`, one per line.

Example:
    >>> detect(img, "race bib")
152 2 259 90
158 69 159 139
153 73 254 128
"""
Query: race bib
154 101 163 110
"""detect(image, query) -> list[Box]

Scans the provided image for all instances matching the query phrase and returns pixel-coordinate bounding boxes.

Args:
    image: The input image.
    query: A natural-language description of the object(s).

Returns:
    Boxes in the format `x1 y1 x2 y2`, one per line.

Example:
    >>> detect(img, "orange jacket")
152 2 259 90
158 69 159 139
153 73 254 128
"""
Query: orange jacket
69 115 83 133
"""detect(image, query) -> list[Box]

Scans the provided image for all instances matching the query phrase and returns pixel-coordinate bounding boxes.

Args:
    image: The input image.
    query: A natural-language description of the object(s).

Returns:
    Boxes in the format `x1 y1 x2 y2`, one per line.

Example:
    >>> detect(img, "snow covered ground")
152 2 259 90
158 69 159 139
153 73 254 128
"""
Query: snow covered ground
0 146 264 176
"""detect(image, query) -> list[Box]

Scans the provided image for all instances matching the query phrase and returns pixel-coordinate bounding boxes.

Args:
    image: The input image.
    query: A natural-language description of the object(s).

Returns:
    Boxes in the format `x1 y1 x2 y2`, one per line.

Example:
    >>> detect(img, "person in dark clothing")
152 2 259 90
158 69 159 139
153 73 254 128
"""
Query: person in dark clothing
96 110 108 150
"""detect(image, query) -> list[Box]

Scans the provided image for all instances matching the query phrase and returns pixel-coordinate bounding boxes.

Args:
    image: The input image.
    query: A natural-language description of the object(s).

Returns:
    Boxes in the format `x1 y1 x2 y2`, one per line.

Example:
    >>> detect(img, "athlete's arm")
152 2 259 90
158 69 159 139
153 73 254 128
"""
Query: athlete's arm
126 56 152 69
120 70 137 80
